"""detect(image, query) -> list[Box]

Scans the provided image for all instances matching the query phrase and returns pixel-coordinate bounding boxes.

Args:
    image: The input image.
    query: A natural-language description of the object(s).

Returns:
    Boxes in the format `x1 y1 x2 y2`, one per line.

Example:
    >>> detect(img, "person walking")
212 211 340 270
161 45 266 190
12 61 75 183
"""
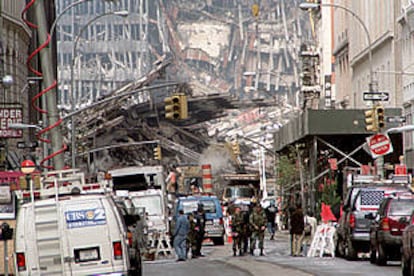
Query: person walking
264 199 278 240
290 204 305 257
240 204 251 255
231 206 244 256
186 212 197 259
249 204 266 256
194 203 206 257
303 211 317 256
173 209 190 262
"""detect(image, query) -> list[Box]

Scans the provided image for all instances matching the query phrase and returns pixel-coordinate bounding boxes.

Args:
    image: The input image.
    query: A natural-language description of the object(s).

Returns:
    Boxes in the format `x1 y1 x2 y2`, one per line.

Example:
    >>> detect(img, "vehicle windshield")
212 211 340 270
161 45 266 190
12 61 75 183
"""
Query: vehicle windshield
181 200 216 214
131 195 162 216
225 187 254 198
389 199 414 216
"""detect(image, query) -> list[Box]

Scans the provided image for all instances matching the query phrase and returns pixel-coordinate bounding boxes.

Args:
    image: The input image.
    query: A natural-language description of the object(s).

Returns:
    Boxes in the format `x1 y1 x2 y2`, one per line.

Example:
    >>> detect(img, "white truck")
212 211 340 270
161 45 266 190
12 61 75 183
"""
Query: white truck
108 166 169 234
13 169 135 276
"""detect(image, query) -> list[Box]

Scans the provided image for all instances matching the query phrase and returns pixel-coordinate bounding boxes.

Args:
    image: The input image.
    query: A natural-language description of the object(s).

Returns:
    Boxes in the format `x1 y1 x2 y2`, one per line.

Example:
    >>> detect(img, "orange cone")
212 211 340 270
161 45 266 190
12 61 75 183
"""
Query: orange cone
227 234 232 243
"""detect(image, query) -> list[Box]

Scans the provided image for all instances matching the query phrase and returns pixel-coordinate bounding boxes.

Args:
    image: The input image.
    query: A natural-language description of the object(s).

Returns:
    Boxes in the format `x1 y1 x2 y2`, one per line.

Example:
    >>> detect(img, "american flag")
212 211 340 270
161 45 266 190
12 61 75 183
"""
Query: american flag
360 190 384 206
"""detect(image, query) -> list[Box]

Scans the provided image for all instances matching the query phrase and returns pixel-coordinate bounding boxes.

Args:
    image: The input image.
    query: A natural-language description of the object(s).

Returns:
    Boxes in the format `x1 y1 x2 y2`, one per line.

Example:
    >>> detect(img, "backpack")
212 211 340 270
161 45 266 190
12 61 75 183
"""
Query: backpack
304 216 312 236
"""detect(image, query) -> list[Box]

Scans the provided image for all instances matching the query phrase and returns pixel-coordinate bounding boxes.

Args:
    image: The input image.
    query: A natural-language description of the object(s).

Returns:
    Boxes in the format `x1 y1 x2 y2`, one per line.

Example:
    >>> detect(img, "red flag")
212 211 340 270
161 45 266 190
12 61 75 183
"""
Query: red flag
320 203 337 223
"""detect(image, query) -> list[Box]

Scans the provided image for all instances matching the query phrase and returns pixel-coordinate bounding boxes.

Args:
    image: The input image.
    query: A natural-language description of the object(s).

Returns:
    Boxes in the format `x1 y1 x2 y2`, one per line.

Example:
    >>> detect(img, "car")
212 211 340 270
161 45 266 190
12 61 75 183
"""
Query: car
367 194 414 266
402 210 414 276
335 184 408 260
174 195 225 245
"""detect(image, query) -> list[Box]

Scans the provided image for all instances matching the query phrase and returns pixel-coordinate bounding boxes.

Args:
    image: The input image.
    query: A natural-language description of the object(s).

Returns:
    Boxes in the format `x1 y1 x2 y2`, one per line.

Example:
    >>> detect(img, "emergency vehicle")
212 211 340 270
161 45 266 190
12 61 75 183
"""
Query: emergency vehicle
108 166 169 234
13 169 134 276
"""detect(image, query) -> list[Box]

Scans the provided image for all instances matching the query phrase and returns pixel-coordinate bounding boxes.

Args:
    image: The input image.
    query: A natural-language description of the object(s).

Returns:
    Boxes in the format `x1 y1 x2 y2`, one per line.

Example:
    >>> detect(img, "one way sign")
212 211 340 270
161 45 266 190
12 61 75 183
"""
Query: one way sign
363 92 389 101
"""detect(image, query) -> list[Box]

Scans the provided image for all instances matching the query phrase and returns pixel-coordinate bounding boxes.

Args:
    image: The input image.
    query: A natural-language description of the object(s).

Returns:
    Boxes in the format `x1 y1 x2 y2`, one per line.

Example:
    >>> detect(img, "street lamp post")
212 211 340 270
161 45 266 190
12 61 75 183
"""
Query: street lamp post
70 10 128 168
20 159 36 203
299 2 375 92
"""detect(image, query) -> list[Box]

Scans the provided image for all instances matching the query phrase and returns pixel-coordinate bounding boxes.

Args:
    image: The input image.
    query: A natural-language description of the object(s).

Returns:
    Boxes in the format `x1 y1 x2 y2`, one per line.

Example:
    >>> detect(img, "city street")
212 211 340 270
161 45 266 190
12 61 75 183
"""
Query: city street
144 231 401 276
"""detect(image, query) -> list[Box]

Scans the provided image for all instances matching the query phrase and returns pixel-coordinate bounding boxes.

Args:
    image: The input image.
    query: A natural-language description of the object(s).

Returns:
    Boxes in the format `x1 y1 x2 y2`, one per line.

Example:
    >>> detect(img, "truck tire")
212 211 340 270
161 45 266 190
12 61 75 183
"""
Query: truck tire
345 237 357 260
375 243 387 266
213 237 225 246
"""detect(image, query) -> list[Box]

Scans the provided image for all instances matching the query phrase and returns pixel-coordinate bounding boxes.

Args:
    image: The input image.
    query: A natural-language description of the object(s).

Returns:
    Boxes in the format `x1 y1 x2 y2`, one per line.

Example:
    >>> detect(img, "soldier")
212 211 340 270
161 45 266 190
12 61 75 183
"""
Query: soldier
231 206 244 256
194 203 206 257
186 212 197 258
241 204 252 255
249 204 266 256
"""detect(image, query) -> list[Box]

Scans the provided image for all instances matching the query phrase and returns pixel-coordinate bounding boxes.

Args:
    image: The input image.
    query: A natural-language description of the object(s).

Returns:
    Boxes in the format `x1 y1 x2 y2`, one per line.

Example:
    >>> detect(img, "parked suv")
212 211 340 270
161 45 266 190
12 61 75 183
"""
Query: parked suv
402 210 414 276
368 194 414 266
174 195 225 245
336 185 407 260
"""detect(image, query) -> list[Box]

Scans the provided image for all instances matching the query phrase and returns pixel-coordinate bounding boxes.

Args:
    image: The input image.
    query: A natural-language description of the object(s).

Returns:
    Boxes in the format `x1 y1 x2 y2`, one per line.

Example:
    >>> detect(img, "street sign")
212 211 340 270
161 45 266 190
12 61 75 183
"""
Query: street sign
363 92 389 101
17 141 39 149
366 133 393 158
386 116 406 123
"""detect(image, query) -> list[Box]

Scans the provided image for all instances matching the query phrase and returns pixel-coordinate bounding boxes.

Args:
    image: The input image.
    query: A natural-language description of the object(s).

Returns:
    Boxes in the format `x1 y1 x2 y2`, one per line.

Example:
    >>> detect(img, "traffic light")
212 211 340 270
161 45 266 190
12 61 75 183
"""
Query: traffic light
153 145 162 160
164 94 188 120
376 105 385 129
232 141 240 155
1 222 13 240
364 107 378 132
252 4 260 17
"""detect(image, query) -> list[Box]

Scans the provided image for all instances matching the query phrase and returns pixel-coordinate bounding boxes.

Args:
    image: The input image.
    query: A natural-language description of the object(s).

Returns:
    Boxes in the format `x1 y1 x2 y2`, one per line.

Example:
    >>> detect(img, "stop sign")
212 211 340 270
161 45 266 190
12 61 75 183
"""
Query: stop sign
366 133 393 158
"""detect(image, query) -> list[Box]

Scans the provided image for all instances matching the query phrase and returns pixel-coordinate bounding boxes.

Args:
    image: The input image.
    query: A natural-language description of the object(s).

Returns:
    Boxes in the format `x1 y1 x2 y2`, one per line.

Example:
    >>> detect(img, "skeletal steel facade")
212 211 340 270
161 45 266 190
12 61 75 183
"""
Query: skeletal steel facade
56 0 150 109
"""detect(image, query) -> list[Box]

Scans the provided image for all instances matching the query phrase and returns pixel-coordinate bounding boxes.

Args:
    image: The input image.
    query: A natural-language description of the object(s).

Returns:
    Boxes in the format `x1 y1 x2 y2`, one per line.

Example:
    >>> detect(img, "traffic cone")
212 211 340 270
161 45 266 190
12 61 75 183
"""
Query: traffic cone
227 234 232 244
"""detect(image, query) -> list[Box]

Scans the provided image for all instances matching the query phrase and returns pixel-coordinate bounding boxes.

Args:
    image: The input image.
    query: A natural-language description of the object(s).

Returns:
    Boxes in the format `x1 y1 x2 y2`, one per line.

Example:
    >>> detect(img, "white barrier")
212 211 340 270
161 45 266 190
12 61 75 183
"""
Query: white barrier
307 224 336 258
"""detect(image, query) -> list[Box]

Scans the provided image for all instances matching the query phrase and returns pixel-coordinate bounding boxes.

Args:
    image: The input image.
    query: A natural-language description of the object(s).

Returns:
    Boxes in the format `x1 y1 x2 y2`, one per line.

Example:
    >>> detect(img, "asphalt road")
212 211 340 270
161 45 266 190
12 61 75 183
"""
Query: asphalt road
144 230 401 276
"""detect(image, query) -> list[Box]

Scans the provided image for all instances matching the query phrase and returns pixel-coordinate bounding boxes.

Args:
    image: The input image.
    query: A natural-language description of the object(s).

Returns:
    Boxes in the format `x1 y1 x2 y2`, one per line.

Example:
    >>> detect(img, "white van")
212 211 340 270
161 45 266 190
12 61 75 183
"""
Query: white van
13 170 132 276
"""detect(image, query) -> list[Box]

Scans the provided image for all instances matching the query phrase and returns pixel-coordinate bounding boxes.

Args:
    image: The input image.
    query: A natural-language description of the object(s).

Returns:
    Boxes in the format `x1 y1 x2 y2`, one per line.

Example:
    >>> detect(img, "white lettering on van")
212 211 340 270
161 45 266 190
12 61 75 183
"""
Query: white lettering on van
65 208 106 229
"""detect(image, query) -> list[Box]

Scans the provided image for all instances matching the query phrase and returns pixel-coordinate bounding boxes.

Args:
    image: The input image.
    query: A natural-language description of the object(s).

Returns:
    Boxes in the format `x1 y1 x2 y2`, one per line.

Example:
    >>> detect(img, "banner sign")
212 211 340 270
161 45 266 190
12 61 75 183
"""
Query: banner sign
0 107 23 138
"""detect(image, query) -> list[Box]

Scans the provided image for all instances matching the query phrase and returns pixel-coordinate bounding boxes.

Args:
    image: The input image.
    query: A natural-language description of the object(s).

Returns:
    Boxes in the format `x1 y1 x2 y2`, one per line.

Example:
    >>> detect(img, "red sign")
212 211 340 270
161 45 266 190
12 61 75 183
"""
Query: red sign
328 158 337 170
366 133 393 158
395 164 407 175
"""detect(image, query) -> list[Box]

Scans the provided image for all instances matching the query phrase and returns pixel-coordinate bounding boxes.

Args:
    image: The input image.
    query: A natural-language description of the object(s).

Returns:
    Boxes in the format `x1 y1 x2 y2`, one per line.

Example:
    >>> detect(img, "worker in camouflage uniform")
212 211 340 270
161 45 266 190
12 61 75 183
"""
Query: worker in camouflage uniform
186 212 197 258
231 206 244 256
249 204 266 256
241 204 252 255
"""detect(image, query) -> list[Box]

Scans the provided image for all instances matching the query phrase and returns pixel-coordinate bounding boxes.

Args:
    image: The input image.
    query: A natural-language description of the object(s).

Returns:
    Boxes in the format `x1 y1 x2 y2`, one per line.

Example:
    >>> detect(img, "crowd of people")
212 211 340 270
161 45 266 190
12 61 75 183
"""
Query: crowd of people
172 203 207 262
172 199 318 262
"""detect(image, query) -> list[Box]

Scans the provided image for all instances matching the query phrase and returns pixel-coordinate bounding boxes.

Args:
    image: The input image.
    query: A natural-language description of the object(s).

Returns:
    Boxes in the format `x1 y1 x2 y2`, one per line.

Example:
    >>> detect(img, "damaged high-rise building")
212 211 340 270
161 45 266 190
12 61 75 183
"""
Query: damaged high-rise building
54 0 308 170
56 0 152 109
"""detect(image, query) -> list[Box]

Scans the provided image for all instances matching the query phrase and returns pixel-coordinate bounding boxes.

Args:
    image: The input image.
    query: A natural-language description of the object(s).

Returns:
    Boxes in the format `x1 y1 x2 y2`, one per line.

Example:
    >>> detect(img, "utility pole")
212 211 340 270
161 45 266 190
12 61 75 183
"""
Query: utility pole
32 1 65 169
295 144 306 210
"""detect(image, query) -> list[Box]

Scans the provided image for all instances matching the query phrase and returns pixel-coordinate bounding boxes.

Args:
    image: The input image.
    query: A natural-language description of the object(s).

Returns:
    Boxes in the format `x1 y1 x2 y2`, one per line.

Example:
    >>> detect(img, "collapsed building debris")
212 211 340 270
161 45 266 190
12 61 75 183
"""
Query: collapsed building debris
56 1 308 173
